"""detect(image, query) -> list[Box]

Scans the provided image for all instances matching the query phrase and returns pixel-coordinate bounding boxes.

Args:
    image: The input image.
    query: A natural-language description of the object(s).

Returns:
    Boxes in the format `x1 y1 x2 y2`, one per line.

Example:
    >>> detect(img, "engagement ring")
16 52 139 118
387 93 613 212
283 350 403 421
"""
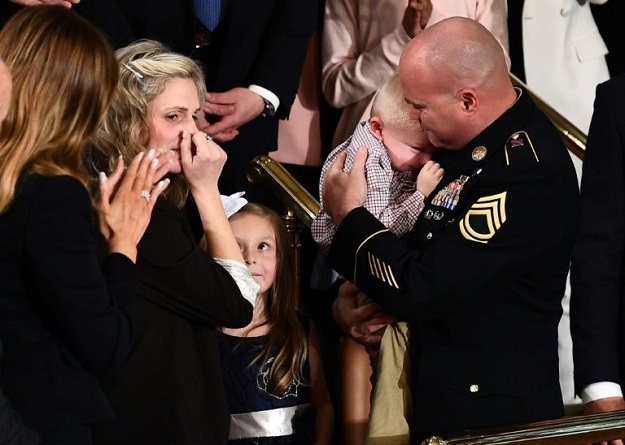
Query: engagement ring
140 189 151 202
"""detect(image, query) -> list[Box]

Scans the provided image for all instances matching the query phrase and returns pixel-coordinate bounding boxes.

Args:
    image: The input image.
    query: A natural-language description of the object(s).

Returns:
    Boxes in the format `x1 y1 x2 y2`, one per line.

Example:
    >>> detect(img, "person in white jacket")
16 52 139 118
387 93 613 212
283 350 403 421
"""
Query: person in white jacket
508 0 609 137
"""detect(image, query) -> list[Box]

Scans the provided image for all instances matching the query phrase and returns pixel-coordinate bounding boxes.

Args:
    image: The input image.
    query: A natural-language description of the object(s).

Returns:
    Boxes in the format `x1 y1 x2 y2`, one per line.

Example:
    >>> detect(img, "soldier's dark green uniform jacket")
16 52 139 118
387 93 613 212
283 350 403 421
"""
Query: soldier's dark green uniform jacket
328 89 580 441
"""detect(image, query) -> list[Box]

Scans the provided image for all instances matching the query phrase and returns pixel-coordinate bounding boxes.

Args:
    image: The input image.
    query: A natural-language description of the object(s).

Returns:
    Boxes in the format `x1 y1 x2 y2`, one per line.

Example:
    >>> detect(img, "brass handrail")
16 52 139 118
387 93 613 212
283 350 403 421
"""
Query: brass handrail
423 410 625 445
510 72 586 160
246 155 319 227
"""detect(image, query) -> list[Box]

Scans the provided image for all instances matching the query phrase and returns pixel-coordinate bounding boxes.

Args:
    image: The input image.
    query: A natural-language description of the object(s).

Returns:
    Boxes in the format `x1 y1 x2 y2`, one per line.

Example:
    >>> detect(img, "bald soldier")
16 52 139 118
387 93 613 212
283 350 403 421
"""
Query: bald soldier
322 17 579 441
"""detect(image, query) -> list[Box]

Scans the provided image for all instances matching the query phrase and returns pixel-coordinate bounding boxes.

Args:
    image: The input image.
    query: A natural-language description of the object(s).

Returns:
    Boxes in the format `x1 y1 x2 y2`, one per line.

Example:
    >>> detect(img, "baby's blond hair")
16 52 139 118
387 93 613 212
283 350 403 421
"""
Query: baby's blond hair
370 73 416 130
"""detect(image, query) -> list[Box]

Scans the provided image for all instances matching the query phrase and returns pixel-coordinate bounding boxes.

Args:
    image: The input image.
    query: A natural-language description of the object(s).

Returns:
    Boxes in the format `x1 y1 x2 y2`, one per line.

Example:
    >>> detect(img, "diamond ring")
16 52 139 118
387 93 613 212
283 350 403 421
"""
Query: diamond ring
140 189 151 202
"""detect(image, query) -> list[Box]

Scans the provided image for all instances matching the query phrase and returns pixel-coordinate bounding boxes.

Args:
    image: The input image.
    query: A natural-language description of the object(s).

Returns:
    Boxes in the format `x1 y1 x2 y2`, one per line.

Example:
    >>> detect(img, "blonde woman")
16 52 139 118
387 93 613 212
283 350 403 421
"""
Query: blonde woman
88 40 258 445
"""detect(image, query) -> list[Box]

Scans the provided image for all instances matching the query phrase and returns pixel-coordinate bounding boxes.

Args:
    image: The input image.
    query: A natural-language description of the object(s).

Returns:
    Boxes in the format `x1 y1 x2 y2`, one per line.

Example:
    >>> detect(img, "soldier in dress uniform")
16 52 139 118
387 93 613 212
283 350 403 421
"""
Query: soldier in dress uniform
322 17 579 442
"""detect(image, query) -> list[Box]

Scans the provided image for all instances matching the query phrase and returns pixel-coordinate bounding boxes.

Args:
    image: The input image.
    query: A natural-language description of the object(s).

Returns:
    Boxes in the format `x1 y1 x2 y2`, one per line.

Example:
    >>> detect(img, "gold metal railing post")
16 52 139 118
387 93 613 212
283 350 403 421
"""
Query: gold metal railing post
282 209 303 293
246 155 319 226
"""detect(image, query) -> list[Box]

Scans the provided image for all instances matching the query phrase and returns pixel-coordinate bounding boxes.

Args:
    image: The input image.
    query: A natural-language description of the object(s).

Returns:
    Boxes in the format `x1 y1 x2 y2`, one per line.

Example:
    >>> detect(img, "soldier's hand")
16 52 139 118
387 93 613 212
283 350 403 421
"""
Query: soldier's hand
322 146 368 225
332 281 394 348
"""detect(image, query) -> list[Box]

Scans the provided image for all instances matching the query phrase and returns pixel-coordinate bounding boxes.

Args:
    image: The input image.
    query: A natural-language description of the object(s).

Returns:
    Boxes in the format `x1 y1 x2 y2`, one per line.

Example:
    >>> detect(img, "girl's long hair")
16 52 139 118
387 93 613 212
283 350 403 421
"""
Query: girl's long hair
89 39 206 208
231 203 308 396
0 6 118 213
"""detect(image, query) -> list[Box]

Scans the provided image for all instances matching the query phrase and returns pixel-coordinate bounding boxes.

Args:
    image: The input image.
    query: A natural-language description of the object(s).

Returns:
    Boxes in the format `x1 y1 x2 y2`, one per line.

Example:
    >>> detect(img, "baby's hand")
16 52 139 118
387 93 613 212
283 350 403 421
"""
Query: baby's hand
416 160 444 197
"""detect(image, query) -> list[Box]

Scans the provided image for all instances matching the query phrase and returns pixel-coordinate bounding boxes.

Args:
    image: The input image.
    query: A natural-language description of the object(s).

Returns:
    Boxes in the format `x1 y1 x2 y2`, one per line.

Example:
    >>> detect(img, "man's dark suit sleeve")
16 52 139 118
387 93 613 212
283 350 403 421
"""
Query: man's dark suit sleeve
571 76 625 394
246 0 319 118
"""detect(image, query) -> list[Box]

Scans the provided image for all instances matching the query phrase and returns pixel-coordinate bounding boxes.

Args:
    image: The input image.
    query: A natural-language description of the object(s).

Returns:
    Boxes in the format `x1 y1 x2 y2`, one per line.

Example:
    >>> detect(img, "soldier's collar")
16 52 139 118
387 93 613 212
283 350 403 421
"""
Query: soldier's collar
462 87 533 161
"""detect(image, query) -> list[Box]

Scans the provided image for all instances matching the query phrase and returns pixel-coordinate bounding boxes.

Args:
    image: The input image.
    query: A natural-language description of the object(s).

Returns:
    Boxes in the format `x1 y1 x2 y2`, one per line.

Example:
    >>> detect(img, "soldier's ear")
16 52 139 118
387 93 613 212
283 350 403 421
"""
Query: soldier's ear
457 89 477 113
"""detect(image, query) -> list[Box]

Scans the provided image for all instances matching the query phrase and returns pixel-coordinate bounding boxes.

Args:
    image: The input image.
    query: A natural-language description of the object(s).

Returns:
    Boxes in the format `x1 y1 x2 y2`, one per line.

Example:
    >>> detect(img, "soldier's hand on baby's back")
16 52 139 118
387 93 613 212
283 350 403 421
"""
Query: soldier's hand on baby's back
322 146 368 225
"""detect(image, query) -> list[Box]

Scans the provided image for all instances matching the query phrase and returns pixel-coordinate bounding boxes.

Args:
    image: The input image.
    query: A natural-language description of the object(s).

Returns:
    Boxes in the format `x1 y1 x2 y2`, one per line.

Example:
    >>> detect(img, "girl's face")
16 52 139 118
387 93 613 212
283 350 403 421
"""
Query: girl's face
229 213 278 297
145 77 201 174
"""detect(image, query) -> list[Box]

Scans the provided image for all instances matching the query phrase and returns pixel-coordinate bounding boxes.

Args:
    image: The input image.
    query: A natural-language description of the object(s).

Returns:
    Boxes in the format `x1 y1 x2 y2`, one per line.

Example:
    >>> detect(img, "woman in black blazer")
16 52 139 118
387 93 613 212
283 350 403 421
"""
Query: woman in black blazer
0 6 167 445
89 40 257 445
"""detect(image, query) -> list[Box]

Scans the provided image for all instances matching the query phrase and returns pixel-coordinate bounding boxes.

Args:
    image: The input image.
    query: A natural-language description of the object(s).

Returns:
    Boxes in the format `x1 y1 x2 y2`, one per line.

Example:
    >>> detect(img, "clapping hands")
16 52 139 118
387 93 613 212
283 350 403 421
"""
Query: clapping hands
402 0 432 38
95 150 169 262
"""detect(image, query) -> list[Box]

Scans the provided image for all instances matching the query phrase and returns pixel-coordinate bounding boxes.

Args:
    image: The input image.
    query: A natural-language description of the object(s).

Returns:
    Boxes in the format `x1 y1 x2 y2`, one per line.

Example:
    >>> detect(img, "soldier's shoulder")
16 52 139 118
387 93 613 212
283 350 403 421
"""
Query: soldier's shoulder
502 131 541 167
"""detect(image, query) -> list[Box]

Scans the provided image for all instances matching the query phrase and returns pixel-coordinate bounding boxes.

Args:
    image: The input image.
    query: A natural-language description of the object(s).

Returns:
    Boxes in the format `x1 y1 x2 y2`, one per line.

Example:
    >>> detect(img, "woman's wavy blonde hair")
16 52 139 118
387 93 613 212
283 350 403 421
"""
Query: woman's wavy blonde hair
90 39 207 208
0 6 118 213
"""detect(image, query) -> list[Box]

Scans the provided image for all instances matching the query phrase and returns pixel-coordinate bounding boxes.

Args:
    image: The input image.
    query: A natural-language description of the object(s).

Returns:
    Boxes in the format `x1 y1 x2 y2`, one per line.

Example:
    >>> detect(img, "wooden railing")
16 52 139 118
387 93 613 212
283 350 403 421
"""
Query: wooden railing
244 78 625 445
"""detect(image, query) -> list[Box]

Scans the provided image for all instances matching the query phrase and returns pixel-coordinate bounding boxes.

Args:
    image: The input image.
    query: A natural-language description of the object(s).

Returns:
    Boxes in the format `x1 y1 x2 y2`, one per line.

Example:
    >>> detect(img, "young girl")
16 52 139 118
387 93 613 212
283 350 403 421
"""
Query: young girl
219 203 334 444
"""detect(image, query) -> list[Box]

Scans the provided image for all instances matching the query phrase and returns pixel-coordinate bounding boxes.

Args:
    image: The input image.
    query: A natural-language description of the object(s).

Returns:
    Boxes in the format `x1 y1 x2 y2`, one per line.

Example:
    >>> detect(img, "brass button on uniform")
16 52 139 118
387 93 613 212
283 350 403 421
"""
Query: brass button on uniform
426 232 433 240
471 146 487 161
469 384 479 393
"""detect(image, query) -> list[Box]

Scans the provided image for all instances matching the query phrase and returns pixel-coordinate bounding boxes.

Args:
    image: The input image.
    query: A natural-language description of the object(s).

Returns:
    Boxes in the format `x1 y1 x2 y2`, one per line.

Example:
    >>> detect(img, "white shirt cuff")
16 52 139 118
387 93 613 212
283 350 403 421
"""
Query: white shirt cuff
581 382 624 405
214 258 259 308
248 84 280 112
